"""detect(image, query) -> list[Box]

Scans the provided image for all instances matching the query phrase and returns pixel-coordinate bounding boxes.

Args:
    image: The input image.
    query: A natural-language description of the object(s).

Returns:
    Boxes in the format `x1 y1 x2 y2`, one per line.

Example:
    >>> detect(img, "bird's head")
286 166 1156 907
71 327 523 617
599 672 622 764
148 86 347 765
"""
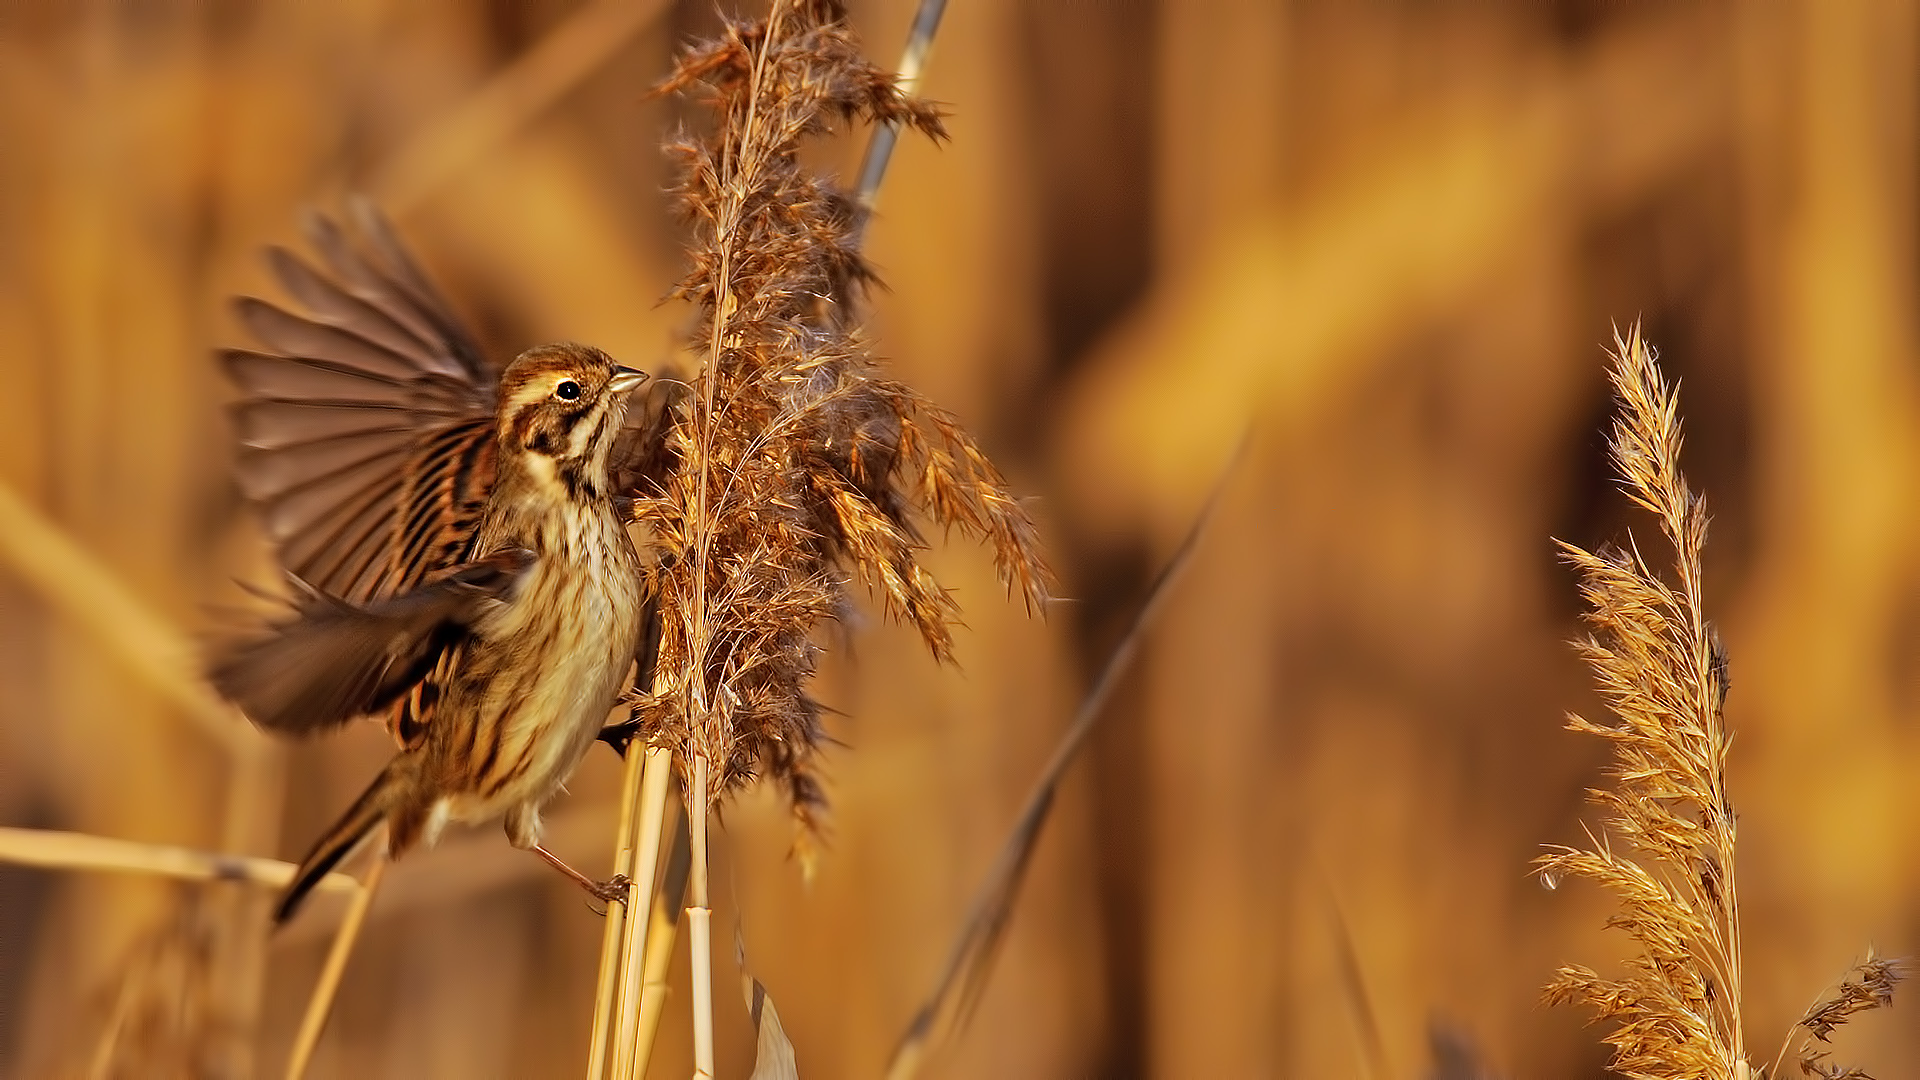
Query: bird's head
495 343 647 498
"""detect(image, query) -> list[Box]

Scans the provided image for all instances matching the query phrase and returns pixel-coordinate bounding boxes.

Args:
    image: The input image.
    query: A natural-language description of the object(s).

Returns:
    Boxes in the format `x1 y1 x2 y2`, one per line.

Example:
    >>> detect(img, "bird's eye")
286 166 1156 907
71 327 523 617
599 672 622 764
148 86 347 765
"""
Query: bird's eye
554 380 581 401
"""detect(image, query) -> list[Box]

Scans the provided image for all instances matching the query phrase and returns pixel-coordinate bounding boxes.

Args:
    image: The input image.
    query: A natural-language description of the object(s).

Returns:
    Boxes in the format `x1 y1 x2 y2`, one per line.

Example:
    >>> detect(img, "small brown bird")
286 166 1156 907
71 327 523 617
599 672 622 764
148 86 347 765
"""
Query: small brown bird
212 205 665 922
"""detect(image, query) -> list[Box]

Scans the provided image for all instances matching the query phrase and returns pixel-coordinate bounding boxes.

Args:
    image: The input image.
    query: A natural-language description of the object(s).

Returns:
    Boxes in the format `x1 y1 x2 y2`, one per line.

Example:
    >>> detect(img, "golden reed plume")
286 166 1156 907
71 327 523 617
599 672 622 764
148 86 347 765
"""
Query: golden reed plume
1543 324 1902 1080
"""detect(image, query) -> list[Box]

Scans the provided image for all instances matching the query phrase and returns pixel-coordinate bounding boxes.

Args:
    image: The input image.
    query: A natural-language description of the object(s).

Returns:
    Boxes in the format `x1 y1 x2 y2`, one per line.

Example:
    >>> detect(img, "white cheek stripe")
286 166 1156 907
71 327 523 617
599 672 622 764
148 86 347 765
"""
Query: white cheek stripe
569 404 600 460
522 450 560 491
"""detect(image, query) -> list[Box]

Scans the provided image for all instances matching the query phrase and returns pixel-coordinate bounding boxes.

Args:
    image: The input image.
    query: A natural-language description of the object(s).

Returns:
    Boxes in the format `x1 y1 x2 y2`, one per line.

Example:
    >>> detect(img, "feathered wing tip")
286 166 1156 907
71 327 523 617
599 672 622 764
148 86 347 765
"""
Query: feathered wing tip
209 550 533 736
222 203 499 606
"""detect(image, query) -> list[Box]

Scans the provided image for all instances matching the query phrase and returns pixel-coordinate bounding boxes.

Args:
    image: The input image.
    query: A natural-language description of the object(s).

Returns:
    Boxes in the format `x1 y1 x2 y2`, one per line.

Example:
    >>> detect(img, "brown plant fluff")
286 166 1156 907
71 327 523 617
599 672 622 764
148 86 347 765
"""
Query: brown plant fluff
81 892 225 1079
1792 954 1907 1080
635 0 1051 845
1541 325 1901 1080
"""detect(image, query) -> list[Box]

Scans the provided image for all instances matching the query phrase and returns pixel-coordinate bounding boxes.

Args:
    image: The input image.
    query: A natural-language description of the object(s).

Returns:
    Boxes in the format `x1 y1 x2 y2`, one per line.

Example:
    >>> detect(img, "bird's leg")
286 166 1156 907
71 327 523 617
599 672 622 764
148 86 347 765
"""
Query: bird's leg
530 844 632 906
507 806 631 906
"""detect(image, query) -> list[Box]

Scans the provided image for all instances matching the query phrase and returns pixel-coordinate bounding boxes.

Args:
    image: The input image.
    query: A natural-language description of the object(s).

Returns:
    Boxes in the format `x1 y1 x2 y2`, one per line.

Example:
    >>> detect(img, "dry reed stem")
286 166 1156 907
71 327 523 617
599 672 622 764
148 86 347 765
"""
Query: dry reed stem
0 826 354 898
373 0 670 214
689 754 715 1080
635 0 1045 1073
0 479 287 1072
589 737 651 1080
852 0 948 222
206 749 286 1079
0 479 283 1067
634 804 693 1076
88 974 144 1080
605 745 676 1080
0 480 249 756
0 478 289 1070
285 856 386 1080
1328 893 1388 1080
886 448 1237 1078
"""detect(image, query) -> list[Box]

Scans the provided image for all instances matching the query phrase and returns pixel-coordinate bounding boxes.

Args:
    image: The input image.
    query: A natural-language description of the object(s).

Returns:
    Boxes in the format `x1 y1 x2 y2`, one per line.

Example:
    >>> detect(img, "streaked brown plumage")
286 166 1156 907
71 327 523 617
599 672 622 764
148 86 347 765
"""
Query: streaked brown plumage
211 205 664 922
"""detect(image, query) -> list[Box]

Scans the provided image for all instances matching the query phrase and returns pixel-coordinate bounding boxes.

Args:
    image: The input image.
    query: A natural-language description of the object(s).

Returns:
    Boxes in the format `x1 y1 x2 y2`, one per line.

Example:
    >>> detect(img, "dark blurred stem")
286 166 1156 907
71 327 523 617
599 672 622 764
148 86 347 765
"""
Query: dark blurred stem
884 445 1240 1078
853 0 948 225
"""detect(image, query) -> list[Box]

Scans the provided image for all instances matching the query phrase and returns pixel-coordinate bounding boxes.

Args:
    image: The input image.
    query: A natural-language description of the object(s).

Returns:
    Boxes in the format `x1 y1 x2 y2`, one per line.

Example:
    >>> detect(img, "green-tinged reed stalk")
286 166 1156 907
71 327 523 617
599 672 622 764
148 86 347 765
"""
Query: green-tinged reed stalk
1543 324 1901 1080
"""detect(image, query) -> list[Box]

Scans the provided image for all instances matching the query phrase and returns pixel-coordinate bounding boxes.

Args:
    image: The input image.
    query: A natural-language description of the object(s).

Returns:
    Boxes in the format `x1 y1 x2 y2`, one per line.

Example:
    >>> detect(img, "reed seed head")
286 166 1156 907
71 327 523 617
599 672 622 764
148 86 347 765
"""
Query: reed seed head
633 0 1051 841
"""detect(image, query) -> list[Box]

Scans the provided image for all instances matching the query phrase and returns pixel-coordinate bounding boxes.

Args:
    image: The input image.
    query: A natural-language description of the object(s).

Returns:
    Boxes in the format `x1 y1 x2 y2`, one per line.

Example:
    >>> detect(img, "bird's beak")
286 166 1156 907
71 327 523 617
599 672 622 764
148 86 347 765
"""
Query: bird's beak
607 366 648 395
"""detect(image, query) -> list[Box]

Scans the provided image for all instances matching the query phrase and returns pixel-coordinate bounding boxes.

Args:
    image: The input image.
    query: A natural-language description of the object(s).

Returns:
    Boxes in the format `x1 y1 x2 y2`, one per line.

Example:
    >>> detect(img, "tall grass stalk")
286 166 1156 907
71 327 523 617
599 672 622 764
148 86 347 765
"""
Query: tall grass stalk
1544 324 1901 1080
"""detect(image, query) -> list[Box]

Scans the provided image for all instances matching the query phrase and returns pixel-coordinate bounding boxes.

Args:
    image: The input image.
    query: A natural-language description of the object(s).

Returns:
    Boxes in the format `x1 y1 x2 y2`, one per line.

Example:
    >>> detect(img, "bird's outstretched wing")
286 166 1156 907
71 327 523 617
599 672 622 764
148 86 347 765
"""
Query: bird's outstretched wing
211 550 535 736
221 200 499 604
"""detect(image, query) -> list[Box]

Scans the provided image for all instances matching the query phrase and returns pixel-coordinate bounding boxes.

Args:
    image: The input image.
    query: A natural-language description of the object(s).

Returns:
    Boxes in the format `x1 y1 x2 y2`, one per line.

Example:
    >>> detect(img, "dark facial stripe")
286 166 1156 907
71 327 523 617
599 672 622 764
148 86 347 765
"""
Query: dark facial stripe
509 407 564 456
556 456 600 502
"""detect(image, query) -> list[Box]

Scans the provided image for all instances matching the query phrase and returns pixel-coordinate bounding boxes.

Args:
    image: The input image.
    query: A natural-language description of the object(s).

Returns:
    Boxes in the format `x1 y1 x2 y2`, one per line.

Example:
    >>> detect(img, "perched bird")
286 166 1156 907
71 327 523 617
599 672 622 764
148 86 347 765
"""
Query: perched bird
211 205 668 922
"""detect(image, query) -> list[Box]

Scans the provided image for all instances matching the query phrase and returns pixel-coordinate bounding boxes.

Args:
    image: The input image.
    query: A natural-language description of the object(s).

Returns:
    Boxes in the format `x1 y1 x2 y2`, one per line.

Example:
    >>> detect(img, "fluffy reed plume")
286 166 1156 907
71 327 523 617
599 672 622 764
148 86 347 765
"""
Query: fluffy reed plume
1542 325 1901 1080
588 3 1048 1073
1540 323 1743 1077
638 0 1050 841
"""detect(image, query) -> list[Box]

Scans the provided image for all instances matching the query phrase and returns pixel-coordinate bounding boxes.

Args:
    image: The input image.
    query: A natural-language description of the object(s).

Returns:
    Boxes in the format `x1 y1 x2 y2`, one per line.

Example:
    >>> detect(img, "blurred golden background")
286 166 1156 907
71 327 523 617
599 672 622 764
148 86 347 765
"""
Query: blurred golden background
2 0 1918 1076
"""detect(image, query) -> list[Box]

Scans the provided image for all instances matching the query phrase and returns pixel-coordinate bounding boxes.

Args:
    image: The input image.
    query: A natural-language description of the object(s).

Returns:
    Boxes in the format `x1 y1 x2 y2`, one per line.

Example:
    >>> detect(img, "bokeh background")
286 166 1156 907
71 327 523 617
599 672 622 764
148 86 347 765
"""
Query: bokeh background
3 0 1918 1076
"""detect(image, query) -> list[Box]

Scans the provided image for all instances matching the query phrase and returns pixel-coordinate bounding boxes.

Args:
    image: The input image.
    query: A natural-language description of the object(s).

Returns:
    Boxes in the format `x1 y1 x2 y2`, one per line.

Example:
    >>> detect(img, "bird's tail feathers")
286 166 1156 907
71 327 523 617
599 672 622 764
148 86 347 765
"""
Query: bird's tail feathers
276 758 413 925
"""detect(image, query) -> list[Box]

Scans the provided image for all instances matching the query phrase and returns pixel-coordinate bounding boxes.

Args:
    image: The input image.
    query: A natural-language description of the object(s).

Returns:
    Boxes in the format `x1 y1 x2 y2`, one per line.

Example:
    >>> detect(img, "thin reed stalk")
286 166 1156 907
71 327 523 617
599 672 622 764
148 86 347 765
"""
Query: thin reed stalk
0 826 353 897
632 806 692 1072
688 755 715 1079
852 0 948 220
603 744 675 1080
588 737 649 1079
285 856 386 1080
0 477 286 1072
887 449 1237 1079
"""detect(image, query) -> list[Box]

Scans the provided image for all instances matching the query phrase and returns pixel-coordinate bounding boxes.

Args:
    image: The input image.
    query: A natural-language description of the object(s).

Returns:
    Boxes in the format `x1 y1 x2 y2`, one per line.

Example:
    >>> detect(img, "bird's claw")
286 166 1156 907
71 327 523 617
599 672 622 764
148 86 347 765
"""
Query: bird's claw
597 720 640 756
591 873 634 906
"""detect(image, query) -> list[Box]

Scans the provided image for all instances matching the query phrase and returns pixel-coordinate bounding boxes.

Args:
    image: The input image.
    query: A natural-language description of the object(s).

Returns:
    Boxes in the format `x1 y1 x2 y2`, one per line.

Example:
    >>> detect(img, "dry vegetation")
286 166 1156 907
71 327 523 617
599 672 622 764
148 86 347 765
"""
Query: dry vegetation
1541 326 1902 1079
3 1 1920 1077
